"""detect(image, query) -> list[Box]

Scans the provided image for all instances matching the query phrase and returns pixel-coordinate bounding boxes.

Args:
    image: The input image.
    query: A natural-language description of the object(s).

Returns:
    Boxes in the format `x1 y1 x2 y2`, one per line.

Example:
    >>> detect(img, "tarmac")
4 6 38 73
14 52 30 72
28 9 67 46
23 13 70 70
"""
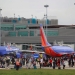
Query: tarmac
0 61 75 70
0 65 75 70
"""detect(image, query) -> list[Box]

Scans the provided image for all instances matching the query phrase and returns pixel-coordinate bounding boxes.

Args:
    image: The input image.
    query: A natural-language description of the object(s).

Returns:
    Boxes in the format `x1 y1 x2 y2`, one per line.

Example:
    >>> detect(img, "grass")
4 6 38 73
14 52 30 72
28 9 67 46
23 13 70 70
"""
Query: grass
0 69 75 75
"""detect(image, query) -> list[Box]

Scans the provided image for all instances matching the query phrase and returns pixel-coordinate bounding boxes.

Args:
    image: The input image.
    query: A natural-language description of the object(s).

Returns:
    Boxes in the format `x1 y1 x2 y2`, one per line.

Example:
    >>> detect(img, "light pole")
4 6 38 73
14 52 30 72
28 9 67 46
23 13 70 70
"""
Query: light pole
44 14 46 29
35 16 37 24
0 8 2 46
13 13 15 31
44 5 49 37
31 15 33 24
31 15 33 18
18 15 20 21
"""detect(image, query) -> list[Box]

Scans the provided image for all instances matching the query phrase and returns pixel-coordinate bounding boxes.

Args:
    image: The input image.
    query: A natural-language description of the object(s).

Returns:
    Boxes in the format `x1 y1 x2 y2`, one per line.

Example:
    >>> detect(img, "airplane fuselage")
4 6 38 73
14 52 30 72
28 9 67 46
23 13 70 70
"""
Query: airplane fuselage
44 45 74 57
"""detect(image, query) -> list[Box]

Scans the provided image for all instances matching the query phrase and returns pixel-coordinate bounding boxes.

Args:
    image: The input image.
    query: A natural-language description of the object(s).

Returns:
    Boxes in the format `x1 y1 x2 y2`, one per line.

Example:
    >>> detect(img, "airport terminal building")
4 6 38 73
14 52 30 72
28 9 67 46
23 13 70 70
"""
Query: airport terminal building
0 17 75 50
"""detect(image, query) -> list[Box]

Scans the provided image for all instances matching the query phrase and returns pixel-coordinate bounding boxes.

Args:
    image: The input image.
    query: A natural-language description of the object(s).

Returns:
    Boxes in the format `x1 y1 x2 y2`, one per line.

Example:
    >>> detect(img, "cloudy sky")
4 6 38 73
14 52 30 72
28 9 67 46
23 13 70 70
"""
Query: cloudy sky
0 0 75 25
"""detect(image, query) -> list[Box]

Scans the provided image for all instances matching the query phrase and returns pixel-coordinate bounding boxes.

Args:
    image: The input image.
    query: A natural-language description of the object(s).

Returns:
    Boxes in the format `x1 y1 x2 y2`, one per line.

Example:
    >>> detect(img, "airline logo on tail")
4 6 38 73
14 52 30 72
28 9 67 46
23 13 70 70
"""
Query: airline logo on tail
40 24 53 56
6 43 12 51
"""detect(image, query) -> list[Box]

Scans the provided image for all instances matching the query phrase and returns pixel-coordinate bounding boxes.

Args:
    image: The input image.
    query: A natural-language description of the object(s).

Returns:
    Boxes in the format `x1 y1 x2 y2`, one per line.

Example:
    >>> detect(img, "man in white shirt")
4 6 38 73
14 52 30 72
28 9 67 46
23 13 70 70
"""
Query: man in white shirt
40 58 43 69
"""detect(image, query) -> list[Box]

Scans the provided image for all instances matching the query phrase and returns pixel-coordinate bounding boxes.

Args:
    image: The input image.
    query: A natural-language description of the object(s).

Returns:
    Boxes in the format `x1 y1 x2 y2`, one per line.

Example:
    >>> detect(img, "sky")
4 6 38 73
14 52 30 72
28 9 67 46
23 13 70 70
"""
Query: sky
0 0 75 25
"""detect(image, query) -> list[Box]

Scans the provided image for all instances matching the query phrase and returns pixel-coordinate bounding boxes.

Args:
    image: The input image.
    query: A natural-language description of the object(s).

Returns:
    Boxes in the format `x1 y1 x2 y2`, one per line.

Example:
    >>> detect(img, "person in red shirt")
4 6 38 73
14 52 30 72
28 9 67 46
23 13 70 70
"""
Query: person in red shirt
15 59 20 70
49 58 52 67
57 59 61 69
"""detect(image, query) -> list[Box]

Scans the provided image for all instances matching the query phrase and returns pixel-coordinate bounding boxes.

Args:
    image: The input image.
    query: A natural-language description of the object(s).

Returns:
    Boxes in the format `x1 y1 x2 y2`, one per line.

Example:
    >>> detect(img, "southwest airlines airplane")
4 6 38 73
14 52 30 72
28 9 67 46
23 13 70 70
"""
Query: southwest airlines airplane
40 24 74 57
0 45 19 55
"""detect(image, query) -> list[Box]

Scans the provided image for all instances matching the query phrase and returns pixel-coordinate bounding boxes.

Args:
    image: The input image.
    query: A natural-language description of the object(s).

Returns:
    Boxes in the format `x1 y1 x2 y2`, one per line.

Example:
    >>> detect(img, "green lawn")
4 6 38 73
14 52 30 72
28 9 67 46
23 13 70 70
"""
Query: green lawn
0 69 75 75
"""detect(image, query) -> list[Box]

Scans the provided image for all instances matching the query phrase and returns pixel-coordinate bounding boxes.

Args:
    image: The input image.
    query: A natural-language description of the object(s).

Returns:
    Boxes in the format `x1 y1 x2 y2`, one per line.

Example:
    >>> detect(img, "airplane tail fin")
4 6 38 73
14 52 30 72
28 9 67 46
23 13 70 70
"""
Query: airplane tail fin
7 43 12 50
40 24 51 47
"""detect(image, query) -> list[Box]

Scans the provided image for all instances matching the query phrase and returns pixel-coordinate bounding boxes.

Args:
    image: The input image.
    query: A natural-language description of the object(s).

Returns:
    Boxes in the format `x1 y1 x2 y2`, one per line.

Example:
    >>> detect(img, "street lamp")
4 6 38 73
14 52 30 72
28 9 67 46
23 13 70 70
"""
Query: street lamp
44 5 49 37
0 8 2 46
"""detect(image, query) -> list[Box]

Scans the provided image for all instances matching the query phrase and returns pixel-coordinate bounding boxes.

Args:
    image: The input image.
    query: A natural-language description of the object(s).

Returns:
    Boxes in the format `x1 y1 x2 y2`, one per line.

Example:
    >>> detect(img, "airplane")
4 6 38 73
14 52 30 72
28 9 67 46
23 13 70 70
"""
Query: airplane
40 24 75 57
0 44 20 55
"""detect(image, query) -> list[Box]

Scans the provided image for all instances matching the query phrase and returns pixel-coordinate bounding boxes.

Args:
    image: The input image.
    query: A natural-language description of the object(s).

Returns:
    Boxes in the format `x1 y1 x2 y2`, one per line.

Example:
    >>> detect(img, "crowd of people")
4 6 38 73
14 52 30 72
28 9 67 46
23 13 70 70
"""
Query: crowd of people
0 54 75 70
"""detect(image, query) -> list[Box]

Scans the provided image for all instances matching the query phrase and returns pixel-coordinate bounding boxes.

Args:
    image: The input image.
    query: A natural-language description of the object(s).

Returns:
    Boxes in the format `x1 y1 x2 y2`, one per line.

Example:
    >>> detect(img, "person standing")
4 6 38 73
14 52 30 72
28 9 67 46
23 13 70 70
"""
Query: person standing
49 58 52 67
40 58 43 69
33 60 37 69
57 58 61 69
15 59 20 70
26 58 29 69
62 60 65 69
53 58 56 69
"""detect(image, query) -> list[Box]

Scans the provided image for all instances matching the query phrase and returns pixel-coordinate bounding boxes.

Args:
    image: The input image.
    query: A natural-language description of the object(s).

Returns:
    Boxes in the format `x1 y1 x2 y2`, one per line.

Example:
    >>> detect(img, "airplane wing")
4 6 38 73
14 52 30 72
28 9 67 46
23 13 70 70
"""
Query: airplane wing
19 50 45 54
22 44 51 48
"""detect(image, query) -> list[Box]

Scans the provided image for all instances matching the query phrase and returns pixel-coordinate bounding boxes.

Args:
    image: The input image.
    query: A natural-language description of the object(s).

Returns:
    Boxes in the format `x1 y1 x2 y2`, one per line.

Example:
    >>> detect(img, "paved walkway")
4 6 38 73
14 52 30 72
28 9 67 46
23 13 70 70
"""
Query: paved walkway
5 63 75 70
0 61 75 70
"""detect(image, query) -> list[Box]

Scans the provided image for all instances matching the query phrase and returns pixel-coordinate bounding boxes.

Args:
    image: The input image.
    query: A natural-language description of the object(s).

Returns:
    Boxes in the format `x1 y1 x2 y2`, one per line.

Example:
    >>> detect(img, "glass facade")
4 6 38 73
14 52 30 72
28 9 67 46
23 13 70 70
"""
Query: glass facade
30 31 34 36
15 25 27 30
1 24 59 37
1 24 27 31
1 24 13 31
45 31 59 36
1 27 13 31
18 31 28 36
9 32 16 36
